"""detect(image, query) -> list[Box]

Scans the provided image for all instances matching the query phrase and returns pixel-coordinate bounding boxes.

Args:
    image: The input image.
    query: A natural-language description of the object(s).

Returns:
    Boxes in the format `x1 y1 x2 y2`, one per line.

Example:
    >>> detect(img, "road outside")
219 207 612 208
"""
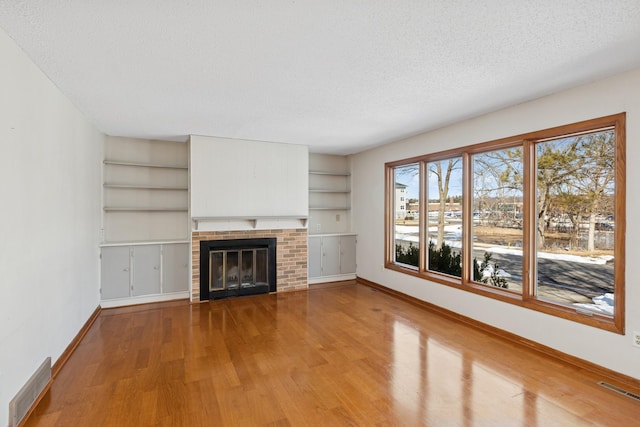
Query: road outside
395 221 614 308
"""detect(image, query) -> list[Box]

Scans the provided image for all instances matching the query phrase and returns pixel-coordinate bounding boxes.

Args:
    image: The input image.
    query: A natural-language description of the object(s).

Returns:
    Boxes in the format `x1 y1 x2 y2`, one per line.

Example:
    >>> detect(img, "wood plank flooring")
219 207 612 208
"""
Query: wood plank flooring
25 282 639 426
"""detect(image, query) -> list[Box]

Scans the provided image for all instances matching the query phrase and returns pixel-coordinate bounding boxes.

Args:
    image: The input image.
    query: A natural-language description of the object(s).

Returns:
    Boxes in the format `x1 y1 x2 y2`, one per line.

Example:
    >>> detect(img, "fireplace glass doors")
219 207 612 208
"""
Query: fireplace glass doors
200 238 276 300
209 248 268 292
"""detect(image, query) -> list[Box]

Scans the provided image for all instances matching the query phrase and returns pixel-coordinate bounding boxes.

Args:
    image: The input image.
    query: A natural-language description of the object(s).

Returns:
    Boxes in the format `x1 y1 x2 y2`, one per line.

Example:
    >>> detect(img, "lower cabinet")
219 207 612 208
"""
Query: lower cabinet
308 234 356 280
339 234 357 274
100 246 131 300
131 245 161 297
100 242 189 302
162 243 190 294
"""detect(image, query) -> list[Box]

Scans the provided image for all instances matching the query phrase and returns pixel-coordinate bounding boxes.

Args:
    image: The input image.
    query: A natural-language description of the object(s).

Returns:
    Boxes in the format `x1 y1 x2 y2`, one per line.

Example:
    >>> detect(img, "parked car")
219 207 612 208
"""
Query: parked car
595 222 614 231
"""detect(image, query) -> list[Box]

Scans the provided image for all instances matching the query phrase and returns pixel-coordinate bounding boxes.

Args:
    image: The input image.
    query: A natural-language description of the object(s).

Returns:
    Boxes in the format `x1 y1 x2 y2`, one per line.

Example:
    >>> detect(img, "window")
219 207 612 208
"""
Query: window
427 157 463 278
471 147 523 292
391 163 420 268
534 129 617 313
385 114 625 333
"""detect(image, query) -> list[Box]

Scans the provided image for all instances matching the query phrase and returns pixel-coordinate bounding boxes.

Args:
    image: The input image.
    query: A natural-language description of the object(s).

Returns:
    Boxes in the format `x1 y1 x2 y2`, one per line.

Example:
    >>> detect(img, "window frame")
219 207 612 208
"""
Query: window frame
384 113 626 333
390 163 421 269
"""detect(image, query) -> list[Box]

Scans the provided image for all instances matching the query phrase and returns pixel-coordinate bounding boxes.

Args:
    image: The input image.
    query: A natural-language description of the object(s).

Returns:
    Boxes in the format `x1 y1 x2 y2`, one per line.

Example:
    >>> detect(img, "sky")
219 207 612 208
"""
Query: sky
395 163 463 200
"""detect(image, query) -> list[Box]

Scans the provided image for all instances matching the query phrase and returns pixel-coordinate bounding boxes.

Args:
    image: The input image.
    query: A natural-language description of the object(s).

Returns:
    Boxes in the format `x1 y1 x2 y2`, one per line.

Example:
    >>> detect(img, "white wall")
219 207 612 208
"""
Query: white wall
0 28 103 423
190 135 308 219
352 68 640 380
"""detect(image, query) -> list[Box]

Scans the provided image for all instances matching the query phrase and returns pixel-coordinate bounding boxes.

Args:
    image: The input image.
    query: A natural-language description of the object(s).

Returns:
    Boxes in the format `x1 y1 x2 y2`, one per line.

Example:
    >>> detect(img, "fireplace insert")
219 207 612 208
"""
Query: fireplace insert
199 238 276 300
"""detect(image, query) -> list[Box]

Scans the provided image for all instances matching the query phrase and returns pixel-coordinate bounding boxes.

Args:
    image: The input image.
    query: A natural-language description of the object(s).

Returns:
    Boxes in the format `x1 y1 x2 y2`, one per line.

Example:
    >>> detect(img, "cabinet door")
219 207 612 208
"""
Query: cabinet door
340 235 357 274
101 246 131 300
321 236 341 276
308 236 322 278
132 245 161 296
162 243 189 293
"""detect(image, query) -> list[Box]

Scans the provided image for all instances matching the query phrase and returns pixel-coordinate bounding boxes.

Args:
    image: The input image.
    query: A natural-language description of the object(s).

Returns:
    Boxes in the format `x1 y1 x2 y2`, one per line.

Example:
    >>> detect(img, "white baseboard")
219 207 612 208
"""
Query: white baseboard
308 273 356 285
100 291 190 308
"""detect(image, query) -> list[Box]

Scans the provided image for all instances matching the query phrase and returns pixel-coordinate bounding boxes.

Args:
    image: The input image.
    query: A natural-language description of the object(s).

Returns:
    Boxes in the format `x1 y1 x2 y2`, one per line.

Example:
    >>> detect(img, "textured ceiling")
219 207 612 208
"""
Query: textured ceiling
1 1 640 154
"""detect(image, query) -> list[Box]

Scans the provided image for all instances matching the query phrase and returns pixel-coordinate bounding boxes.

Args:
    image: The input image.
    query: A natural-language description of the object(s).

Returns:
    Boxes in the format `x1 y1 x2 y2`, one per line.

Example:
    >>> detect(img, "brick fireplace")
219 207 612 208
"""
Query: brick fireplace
191 228 308 302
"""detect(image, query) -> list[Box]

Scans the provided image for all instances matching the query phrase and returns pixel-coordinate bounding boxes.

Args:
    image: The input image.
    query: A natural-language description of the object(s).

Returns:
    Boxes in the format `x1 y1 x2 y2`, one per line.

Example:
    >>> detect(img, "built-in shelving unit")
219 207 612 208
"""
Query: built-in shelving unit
101 137 191 306
102 137 189 243
308 154 356 283
308 154 352 234
308 170 351 212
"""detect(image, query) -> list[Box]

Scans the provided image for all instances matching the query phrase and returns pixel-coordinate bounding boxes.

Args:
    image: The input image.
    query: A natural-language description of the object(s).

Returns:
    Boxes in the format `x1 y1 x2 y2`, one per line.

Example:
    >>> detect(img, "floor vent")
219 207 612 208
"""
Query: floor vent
597 381 640 402
9 357 51 427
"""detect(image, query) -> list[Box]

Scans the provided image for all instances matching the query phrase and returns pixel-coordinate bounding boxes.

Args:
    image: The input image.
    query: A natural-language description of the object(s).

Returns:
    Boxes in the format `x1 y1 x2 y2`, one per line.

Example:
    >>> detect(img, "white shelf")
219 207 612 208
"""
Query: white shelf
104 160 188 169
104 207 188 212
309 207 350 211
104 184 188 190
309 189 350 193
309 170 350 176
100 239 190 247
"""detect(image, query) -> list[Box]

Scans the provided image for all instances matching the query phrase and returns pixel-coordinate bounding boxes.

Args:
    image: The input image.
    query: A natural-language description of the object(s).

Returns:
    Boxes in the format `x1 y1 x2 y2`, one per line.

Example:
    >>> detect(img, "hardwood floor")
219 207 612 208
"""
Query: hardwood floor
25 282 639 426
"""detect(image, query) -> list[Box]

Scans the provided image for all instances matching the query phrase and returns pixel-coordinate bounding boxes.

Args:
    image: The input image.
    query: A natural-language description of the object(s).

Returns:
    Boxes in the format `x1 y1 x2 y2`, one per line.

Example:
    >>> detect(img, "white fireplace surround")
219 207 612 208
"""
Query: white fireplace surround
189 136 310 300
190 135 309 224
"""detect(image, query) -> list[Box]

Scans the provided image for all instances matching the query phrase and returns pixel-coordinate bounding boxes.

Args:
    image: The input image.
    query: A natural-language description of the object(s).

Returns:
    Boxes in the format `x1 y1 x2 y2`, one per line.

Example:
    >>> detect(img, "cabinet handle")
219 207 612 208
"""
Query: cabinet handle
123 268 129 272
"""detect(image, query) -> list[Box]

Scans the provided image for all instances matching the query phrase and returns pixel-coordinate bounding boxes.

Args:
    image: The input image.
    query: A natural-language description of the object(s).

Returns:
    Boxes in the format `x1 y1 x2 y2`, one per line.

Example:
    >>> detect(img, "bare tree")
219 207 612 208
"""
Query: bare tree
429 158 460 249
536 140 581 248
569 131 615 252
473 148 523 228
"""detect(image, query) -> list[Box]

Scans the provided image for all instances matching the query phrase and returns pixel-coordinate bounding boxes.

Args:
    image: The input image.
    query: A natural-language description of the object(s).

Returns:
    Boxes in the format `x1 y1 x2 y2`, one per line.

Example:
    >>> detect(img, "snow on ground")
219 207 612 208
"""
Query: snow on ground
478 263 511 279
395 225 611 265
395 234 419 244
573 293 614 316
395 227 615 315
486 246 611 265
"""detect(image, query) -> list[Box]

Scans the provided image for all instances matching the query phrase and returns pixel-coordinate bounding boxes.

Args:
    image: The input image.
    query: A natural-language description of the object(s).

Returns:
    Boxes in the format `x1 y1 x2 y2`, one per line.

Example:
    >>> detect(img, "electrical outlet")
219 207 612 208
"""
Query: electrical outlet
633 331 640 348
316 223 321 232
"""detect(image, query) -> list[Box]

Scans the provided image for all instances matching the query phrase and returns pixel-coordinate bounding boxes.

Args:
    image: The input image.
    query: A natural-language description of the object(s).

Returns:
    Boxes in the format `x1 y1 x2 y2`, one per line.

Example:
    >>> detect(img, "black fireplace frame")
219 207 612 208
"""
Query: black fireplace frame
199 238 277 300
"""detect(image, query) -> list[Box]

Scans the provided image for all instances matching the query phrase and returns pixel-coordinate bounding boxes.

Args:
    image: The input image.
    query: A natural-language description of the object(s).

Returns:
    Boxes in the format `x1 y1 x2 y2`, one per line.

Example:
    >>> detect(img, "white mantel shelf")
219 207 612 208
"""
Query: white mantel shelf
192 216 308 230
